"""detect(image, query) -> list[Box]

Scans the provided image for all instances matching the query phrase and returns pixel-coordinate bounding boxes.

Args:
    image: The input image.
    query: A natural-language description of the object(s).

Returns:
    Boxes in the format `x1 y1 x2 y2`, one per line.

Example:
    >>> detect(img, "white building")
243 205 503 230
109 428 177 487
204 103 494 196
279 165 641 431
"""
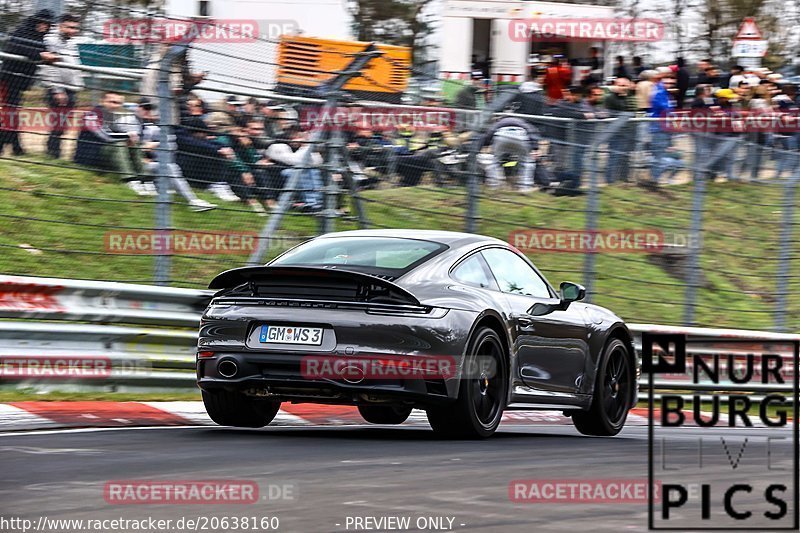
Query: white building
440 0 615 84
163 0 352 95
161 0 616 95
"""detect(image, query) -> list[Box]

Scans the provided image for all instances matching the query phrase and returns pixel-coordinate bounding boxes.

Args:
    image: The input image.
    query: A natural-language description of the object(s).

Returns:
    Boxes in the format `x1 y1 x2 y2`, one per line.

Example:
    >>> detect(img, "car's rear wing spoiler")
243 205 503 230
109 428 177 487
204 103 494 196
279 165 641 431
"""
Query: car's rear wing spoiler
208 266 422 307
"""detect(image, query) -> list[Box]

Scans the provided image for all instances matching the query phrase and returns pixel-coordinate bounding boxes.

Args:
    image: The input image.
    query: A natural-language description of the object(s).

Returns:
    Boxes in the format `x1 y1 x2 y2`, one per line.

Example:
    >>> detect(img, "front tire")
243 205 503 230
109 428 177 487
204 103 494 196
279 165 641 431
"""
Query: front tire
572 338 633 436
426 327 507 439
358 405 412 424
202 389 280 428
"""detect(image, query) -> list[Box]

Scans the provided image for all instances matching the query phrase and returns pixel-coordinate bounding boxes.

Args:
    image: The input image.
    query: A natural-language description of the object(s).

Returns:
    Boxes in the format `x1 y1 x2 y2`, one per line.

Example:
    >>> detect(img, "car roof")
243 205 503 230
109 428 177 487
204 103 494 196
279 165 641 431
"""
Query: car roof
314 229 507 248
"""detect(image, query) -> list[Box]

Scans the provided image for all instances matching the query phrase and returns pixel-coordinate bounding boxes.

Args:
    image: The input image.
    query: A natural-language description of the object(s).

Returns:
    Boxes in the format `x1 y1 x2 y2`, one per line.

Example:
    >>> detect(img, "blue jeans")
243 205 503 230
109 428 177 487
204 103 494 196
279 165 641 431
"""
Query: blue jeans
710 136 736 180
774 135 799 178
692 133 712 181
605 133 633 184
281 168 323 208
650 130 672 182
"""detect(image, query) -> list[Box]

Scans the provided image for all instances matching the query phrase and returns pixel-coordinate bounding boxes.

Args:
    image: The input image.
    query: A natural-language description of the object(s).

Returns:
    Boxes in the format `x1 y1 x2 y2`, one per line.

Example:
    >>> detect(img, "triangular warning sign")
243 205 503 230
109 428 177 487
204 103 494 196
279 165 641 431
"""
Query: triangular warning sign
734 17 762 40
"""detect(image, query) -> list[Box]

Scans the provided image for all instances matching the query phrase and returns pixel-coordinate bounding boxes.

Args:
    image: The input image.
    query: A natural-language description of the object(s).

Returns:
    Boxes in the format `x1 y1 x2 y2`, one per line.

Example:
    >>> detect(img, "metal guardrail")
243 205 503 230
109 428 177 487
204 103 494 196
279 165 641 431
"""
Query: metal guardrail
0 276 796 395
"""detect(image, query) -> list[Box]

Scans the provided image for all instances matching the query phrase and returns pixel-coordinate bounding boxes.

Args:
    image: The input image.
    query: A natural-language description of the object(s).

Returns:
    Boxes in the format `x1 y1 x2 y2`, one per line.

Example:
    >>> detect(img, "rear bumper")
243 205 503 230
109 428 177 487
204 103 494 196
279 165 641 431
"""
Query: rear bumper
197 352 457 405
197 303 478 405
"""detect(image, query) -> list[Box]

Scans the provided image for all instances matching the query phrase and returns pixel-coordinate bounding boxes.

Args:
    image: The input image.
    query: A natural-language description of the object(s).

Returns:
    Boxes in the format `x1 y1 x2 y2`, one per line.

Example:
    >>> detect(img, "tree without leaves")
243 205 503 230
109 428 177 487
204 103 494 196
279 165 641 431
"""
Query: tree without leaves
344 0 433 67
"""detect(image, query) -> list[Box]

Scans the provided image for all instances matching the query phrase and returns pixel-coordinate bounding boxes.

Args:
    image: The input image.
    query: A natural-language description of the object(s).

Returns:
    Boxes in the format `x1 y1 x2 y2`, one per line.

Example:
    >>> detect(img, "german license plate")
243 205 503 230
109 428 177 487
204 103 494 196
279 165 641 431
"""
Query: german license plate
259 325 323 345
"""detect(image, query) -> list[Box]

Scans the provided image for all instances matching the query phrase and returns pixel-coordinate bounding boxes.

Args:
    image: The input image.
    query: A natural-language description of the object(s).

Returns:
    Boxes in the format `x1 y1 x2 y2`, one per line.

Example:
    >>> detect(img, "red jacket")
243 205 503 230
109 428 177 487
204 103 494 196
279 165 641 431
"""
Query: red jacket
544 65 572 100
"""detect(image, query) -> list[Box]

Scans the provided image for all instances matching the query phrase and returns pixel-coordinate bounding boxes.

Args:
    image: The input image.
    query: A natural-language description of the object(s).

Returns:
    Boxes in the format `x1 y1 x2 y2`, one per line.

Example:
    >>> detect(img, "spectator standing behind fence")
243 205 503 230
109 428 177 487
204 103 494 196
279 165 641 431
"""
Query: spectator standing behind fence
727 65 745 91
604 77 635 184
549 86 585 181
632 57 647 80
690 84 714 182
709 88 740 181
41 13 82 159
695 59 711 85
454 72 485 110
74 91 144 189
140 43 206 127
0 9 58 156
635 70 656 114
675 58 690 109
648 67 675 184
544 57 571 102
772 93 798 178
613 56 630 81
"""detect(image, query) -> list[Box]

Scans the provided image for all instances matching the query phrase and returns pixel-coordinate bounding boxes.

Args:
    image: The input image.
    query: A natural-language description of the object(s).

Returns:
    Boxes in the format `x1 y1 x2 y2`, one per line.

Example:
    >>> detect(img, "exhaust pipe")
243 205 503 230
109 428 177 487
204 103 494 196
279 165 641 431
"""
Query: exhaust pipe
217 359 239 378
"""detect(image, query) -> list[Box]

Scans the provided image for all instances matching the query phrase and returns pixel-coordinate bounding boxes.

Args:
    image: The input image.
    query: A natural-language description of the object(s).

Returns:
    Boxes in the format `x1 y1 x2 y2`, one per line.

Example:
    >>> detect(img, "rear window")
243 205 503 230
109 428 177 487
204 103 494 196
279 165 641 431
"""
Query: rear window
270 237 446 275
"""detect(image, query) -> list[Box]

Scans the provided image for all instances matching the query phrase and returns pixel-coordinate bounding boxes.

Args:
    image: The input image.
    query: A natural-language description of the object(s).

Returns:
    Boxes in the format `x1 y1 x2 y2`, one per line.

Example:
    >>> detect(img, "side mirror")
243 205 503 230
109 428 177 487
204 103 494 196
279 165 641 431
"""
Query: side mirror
527 282 586 316
560 282 586 305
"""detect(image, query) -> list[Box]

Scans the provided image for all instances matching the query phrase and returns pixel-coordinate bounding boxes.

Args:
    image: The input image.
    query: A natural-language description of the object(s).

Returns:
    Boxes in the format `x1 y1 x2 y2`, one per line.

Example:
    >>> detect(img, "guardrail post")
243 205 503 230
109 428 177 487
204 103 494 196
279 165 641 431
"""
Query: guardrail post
775 166 800 332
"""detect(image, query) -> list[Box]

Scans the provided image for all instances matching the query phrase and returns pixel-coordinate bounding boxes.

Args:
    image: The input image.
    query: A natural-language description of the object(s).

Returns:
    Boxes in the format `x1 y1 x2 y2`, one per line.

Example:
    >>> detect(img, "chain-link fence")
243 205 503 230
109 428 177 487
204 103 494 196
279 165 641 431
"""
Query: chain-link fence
0 7 798 332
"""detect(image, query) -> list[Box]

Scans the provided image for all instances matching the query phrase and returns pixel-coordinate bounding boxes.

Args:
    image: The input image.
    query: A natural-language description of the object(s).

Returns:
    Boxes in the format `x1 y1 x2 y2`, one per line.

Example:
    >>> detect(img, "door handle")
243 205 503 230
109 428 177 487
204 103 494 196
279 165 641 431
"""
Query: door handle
510 313 536 332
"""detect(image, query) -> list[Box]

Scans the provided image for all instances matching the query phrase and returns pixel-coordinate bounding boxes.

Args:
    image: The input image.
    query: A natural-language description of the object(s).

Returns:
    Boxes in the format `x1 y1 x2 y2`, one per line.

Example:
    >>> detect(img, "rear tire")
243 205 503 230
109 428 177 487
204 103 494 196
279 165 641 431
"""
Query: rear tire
572 338 633 436
426 327 507 439
358 405 412 424
202 389 280 428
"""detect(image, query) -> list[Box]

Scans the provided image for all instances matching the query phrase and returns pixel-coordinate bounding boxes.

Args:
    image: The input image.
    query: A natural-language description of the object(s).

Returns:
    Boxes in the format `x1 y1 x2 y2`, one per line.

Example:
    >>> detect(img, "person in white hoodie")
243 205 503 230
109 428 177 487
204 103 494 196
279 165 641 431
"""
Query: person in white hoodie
266 128 324 212
41 13 83 159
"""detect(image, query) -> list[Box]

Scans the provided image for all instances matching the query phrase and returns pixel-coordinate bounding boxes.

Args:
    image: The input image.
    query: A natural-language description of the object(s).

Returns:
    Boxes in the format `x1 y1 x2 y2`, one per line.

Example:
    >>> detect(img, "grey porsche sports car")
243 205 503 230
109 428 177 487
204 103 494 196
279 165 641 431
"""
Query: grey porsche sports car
197 230 637 438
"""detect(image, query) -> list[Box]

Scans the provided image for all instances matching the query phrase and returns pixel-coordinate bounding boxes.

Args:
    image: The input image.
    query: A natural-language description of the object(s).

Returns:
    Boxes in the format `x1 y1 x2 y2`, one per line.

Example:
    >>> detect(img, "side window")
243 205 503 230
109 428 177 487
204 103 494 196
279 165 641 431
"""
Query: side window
481 248 551 298
452 254 493 288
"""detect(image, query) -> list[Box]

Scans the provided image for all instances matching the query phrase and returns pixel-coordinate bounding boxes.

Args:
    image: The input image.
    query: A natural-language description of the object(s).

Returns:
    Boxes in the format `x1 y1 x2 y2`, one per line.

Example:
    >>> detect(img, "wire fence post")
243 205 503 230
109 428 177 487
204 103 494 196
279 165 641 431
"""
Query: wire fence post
683 165 706 326
583 127 601 302
582 115 631 302
320 127 342 235
465 140 480 234
153 47 182 286
683 136 738 325
775 166 800 331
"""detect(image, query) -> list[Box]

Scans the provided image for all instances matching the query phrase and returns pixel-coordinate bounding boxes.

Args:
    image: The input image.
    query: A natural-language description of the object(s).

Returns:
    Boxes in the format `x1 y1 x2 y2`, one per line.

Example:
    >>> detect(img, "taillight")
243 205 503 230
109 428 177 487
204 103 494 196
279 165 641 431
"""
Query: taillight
197 351 215 359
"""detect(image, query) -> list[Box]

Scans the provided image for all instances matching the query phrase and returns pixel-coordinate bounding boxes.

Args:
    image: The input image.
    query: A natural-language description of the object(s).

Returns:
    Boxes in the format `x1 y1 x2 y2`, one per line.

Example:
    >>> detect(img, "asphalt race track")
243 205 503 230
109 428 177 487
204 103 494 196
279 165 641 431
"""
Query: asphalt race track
1 422 795 532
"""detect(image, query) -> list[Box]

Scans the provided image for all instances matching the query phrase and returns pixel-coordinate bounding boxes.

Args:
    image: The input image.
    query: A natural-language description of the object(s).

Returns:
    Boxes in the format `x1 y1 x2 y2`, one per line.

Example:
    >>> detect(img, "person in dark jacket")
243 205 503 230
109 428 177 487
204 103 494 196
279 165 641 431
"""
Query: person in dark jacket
0 9 57 155
632 56 647 80
613 56 630 81
604 77 635 183
74 91 143 184
675 57 690 109
454 71 484 110
175 115 238 201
